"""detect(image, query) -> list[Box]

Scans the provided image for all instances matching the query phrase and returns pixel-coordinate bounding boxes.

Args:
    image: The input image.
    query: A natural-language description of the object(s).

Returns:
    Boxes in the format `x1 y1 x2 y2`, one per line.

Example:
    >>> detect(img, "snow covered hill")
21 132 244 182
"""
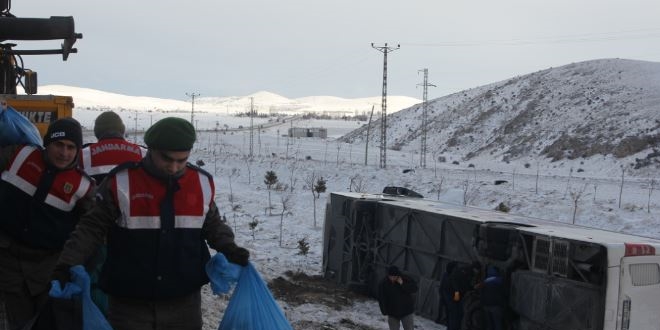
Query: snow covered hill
35 85 421 116
342 58 660 177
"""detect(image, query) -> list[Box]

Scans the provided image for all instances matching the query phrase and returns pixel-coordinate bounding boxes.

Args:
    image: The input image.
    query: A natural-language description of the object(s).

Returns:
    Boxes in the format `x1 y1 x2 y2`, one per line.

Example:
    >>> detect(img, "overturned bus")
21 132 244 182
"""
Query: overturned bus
322 190 660 330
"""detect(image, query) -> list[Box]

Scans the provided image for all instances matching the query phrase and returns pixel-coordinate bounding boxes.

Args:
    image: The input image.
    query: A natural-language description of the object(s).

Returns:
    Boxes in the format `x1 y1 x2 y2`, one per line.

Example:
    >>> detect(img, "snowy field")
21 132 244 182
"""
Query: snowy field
76 111 659 330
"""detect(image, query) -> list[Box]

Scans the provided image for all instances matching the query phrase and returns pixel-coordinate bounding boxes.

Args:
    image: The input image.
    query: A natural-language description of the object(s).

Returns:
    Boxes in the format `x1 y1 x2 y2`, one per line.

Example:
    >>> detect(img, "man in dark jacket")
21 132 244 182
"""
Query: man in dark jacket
450 261 482 330
378 265 419 330
53 117 250 330
478 265 506 330
78 111 146 315
439 261 462 330
0 118 95 329
79 111 146 183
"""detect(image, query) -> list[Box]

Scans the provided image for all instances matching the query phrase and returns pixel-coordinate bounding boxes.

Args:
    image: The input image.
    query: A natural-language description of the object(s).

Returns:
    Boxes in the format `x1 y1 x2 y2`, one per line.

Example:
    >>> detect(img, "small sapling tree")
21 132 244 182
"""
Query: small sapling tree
248 216 259 240
264 170 278 215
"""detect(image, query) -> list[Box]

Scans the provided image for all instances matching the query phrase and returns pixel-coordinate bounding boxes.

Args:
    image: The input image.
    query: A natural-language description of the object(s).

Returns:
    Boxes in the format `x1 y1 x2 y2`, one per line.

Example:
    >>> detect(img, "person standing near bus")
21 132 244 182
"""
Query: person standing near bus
378 265 419 330
439 261 462 330
79 111 146 315
477 266 506 330
0 118 94 329
53 117 250 330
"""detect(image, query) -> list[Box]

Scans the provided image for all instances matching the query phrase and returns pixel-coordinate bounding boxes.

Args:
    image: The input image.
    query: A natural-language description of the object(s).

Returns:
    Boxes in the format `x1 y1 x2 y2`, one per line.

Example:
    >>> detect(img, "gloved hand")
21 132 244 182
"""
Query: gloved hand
222 243 250 267
51 263 72 287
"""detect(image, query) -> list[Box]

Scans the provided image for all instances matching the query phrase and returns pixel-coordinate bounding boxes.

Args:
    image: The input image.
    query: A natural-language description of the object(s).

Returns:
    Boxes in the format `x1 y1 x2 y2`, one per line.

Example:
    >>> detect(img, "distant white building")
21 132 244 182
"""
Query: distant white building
288 127 327 138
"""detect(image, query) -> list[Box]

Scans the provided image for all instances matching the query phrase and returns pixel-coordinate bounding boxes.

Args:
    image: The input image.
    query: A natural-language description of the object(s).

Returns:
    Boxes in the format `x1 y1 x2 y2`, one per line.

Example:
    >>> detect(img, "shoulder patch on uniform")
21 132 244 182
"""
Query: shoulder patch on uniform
187 163 213 180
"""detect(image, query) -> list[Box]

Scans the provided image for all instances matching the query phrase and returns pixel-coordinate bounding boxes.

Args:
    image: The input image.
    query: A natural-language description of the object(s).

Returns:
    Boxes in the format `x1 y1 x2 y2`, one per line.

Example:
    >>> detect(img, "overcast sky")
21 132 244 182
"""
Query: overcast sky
9 0 660 101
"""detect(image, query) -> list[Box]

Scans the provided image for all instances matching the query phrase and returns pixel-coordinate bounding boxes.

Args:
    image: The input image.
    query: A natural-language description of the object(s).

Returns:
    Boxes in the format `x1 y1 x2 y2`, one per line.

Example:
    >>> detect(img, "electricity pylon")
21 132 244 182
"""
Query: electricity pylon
371 42 400 169
417 68 436 168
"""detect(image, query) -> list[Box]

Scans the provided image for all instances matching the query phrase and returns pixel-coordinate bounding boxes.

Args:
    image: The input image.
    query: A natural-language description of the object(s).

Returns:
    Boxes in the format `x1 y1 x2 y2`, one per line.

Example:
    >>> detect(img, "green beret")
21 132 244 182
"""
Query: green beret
144 117 196 151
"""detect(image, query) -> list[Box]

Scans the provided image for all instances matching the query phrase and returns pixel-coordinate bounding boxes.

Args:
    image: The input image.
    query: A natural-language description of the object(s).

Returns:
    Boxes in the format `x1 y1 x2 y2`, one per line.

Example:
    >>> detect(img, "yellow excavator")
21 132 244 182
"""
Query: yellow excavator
0 0 81 136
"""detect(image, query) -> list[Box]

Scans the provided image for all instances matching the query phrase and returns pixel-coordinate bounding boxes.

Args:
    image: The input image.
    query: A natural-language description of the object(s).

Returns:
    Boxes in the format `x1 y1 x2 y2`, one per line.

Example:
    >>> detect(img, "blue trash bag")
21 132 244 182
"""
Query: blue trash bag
218 262 293 330
50 265 113 330
0 106 43 146
206 253 242 294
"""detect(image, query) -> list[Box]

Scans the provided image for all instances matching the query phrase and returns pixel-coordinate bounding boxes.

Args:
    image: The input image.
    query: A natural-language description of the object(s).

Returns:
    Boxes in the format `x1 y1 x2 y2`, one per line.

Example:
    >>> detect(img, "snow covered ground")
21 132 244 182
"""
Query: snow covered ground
74 109 659 330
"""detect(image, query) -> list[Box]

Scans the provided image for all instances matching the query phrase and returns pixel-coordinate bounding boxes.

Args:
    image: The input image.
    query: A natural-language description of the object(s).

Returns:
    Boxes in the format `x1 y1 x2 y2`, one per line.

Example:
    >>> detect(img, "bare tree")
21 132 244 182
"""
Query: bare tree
348 143 353 164
436 176 445 200
648 179 656 213
593 183 598 202
227 193 241 232
304 172 327 227
285 133 291 160
248 216 259 240
462 179 480 206
618 168 625 208
287 160 298 193
243 156 252 185
336 142 342 166
535 162 540 194
349 174 368 192
512 168 516 191
278 188 293 247
564 167 574 199
570 184 588 224
324 140 329 165
227 168 239 198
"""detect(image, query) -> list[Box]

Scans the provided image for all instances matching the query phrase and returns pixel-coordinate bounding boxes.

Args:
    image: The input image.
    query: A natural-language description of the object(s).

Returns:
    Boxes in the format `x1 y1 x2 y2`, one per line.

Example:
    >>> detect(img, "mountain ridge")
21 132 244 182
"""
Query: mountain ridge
34 85 421 115
341 58 660 174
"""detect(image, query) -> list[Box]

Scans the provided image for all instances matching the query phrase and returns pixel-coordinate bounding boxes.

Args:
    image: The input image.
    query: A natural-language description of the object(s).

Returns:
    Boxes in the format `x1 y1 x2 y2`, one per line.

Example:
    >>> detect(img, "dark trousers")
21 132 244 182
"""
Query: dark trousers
0 286 48 330
445 301 463 330
108 290 202 330
0 243 55 330
483 305 503 330
387 314 414 330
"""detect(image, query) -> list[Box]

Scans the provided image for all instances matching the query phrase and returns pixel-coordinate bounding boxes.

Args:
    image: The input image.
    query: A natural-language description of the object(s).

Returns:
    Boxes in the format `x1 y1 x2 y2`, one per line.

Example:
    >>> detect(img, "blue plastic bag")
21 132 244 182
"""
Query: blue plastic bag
218 262 293 330
49 265 113 330
0 105 43 146
206 253 242 294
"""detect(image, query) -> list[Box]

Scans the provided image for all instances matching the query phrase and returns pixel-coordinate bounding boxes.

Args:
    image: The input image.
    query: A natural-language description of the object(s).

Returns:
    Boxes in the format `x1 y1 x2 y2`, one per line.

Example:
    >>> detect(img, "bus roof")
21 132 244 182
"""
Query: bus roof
331 192 660 263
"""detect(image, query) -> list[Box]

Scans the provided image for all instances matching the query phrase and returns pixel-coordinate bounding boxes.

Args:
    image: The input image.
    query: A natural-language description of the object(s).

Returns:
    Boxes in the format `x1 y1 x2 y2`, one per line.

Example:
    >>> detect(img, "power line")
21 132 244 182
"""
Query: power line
372 42 400 169
401 28 660 48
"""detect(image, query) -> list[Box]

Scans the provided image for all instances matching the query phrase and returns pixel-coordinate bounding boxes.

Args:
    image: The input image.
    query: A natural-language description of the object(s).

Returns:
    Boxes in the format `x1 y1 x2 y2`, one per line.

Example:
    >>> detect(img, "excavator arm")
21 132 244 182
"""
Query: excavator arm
0 0 82 94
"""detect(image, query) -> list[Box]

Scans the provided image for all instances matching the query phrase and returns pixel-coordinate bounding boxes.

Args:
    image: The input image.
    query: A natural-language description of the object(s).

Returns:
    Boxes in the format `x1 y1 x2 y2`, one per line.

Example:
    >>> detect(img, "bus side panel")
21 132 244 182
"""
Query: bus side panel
372 203 478 322
322 194 383 297
323 194 482 323
618 256 660 330
510 270 603 330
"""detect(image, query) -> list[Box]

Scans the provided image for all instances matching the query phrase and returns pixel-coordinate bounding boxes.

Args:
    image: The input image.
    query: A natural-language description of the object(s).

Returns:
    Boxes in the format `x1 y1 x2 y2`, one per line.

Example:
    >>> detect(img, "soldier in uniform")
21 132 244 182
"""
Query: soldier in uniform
54 117 249 330
0 118 94 329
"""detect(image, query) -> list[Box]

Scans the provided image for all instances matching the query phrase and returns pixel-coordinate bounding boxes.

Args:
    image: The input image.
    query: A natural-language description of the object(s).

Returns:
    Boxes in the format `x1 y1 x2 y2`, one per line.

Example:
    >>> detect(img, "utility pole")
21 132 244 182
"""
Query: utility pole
186 92 200 125
371 42 400 169
417 68 436 168
133 109 138 144
249 97 254 158
364 104 375 166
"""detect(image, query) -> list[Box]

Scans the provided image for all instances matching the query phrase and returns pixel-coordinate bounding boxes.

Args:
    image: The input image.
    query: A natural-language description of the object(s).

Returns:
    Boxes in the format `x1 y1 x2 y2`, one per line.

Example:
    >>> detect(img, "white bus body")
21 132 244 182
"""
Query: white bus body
322 191 660 330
